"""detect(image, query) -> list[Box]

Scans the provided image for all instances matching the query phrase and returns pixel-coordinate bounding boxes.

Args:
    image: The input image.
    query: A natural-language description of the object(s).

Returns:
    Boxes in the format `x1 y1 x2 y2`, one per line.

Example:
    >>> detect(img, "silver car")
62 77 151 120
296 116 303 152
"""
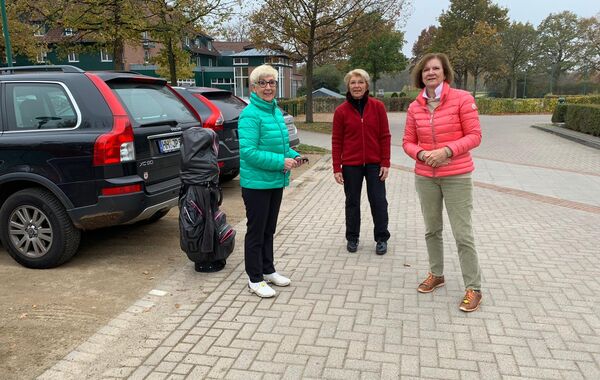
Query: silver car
282 110 300 149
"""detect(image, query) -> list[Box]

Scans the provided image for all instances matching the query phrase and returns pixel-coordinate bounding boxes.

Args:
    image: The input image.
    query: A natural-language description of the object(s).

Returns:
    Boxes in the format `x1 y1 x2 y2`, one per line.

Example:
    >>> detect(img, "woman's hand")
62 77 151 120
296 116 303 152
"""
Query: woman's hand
379 167 389 181
284 158 297 172
334 172 344 185
423 148 451 168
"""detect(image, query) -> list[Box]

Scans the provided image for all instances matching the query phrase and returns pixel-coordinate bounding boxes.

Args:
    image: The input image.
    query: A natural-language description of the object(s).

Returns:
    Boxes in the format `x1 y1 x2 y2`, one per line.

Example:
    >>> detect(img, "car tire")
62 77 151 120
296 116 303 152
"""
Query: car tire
219 169 239 183
0 189 81 269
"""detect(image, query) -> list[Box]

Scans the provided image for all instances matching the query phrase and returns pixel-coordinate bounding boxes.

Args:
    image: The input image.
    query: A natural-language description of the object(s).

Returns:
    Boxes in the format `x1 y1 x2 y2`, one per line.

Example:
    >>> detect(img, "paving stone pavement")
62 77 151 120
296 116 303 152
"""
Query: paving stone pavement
39 116 600 379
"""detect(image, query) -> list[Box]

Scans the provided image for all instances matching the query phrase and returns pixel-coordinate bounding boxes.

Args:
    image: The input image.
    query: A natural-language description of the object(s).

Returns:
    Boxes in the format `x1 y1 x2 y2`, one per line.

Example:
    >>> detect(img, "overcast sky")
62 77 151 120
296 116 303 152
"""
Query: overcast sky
402 1 600 58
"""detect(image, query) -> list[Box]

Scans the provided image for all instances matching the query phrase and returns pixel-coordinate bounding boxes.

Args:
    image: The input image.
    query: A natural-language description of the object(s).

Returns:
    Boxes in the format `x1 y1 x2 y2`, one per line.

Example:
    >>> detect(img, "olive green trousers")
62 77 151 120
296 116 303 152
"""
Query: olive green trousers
415 174 482 290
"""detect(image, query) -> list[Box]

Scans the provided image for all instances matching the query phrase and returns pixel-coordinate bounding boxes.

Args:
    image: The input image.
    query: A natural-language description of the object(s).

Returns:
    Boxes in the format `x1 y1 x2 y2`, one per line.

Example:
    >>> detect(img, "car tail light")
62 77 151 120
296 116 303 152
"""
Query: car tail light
85 73 136 166
192 94 223 131
101 184 142 196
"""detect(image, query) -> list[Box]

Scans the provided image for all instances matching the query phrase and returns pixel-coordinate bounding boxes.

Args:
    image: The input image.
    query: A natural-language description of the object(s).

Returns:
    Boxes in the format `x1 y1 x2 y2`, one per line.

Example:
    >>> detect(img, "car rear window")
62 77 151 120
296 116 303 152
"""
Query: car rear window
201 93 246 121
109 82 198 126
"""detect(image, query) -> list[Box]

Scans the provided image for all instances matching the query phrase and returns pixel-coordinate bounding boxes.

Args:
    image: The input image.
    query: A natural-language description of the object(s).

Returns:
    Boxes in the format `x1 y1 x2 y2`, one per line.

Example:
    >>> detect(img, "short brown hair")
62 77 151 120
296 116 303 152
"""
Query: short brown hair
411 53 454 89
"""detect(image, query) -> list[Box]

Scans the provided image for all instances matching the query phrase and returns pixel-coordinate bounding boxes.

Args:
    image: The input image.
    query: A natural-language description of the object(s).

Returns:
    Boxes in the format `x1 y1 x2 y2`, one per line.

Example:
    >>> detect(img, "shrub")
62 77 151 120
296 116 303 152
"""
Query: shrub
391 92 398 98
551 104 567 123
565 104 600 137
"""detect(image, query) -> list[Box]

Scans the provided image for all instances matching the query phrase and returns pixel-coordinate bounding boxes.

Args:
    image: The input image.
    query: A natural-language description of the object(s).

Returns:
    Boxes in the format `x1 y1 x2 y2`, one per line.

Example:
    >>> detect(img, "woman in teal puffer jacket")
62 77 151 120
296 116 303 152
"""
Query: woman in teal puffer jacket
238 64 305 298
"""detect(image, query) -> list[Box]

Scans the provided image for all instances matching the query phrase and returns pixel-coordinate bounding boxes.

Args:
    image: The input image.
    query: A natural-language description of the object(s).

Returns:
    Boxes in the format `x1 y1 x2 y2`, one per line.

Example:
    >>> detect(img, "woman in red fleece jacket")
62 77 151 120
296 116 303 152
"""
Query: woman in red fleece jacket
332 69 391 255
403 53 483 312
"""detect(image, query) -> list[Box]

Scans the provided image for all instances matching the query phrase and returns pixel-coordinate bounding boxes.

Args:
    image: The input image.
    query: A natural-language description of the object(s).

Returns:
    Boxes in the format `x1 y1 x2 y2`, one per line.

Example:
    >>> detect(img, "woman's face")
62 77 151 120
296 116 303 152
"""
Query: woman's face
421 58 446 90
253 75 277 102
348 75 368 99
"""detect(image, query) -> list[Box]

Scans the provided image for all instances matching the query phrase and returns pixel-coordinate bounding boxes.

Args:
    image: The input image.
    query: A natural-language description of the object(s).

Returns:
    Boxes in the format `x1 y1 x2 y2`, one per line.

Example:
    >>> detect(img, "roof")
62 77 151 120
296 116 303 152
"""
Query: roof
213 41 254 55
187 45 220 57
313 87 344 98
230 48 288 58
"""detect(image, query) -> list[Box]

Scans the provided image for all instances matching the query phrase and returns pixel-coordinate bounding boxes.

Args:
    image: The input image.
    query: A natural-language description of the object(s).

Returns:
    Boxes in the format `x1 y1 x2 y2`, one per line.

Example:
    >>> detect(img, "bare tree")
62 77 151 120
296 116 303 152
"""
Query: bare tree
249 0 408 123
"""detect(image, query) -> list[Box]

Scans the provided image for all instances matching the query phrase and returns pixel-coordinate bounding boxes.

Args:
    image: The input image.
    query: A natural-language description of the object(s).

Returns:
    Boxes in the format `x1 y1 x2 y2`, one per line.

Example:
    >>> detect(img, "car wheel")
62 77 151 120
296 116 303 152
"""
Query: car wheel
0 189 81 269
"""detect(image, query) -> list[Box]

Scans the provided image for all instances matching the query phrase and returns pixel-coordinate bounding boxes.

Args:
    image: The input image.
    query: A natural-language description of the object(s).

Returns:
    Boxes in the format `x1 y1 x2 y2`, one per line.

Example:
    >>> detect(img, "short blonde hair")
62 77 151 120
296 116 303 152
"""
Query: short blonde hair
249 64 279 86
412 53 454 89
344 69 370 90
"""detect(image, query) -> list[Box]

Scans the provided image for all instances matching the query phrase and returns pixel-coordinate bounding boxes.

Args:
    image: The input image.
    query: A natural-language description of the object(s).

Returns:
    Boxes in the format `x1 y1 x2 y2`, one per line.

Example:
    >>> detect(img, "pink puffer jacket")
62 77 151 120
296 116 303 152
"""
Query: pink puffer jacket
403 82 482 177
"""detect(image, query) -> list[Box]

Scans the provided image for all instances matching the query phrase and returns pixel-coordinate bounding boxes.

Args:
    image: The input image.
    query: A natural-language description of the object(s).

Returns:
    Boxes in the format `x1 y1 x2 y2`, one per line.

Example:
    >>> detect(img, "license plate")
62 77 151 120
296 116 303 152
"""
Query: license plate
158 137 181 153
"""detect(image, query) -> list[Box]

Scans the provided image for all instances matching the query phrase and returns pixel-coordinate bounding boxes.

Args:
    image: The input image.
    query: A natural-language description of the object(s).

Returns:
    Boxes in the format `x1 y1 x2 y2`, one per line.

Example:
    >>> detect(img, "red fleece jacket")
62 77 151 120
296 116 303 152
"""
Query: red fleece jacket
331 97 391 173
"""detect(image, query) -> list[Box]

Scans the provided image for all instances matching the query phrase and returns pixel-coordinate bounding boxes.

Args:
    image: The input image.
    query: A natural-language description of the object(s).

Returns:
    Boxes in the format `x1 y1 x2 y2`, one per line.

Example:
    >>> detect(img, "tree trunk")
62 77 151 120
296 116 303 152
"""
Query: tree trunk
111 1 124 71
473 73 478 98
304 18 318 123
305 55 314 123
511 73 517 99
113 39 124 71
167 37 177 86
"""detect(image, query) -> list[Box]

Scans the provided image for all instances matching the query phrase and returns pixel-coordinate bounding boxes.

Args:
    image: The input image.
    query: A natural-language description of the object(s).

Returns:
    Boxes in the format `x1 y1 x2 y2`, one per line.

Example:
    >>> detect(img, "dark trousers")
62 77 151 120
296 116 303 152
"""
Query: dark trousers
343 164 390 243
242 187 283 283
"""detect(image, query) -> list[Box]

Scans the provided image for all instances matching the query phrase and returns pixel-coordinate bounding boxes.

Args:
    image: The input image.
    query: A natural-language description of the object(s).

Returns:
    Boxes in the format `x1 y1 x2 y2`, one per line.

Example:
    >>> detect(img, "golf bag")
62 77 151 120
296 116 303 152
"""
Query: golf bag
178 127 235 269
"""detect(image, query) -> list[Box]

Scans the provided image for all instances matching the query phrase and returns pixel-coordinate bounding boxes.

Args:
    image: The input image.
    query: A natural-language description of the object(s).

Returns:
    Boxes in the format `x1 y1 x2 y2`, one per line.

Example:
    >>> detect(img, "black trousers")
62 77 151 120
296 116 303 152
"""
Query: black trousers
343 164 390 243
242 187 283 283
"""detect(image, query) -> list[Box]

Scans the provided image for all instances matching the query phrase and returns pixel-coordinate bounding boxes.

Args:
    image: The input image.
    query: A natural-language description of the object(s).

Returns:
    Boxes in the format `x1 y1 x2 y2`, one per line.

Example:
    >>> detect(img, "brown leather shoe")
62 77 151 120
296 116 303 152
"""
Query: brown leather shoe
417 273 445 293
459 289 482 312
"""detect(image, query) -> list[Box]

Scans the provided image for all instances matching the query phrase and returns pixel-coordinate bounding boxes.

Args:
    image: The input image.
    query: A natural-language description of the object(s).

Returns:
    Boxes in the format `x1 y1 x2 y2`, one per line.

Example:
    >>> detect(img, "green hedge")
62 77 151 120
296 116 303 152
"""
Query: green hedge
551 104 567 122
564 104 600 137
279 95 600 116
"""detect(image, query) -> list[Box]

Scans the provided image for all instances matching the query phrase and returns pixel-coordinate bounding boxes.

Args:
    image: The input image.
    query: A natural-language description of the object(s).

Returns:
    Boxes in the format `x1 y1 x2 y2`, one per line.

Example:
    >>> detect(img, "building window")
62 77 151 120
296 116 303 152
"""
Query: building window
207 41 213 51
36 50 47 63
144 49 151 64
177 79 195 87
68 52 79 62
233 57 248 65
64 28 73 36
234 67 249 99
208 59 213 67
184 36 190 46
100 49 112 62
196 57 202 67
34 24 47 37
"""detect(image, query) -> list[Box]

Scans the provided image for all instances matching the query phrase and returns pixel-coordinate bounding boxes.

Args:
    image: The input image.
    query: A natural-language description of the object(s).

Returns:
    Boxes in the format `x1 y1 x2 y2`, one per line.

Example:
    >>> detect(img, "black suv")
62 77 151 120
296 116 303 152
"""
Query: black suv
174 87 244 182
0 66 201 268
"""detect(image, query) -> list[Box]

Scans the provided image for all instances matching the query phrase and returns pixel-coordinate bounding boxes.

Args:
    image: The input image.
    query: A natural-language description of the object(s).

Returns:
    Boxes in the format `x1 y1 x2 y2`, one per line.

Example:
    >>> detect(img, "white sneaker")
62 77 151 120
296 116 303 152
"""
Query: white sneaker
248 280 276 298
264 272 291 287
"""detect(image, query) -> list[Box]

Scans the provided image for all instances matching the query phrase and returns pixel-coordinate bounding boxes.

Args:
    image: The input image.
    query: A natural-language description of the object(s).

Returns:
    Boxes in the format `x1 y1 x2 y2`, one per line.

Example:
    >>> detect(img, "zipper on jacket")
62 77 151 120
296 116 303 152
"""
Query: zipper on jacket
275 107 287 187
428 106 437 177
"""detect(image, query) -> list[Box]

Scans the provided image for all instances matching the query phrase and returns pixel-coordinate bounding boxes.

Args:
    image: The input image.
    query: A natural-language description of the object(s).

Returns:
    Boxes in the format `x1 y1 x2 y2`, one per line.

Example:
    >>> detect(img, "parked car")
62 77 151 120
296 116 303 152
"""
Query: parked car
174 87 243 182
282 110 300 149
0 65 201 268
237 97 300 149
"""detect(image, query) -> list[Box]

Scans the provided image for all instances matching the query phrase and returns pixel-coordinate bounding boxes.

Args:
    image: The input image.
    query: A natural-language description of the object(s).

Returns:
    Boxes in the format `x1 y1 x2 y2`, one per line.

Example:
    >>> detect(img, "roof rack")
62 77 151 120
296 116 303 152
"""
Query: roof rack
0 65 85 74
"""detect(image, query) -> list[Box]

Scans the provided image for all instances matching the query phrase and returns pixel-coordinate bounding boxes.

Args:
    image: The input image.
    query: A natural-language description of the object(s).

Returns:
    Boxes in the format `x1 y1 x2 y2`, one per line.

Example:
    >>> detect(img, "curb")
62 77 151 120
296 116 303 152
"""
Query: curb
531 123 600 150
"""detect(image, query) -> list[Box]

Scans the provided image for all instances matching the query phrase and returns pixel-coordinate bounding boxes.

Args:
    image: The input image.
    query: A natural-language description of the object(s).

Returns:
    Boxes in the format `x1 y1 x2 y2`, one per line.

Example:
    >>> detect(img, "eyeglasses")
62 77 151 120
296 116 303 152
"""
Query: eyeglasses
256 79 278 88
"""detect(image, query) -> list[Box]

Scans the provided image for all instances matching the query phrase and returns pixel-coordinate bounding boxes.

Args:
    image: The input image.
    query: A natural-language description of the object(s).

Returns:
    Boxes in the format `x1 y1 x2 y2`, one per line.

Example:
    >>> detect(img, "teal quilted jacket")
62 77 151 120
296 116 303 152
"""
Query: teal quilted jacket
238 92 299 189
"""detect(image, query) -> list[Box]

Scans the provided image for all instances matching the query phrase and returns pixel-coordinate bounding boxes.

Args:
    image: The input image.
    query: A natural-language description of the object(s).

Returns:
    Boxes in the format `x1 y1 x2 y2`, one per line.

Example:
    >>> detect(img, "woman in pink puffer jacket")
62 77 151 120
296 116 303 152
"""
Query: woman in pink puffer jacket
402 53 483 312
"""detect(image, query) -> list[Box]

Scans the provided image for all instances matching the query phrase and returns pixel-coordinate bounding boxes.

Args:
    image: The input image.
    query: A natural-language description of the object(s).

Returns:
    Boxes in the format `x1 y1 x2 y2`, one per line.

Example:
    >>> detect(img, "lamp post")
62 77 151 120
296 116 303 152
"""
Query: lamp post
523 69 527 99
1 0 12 67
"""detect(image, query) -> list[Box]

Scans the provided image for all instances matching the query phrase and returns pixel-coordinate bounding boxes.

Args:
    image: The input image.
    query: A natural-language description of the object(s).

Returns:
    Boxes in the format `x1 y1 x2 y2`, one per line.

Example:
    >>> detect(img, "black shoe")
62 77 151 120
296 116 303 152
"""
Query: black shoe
375 241 387 255
347 239 359 253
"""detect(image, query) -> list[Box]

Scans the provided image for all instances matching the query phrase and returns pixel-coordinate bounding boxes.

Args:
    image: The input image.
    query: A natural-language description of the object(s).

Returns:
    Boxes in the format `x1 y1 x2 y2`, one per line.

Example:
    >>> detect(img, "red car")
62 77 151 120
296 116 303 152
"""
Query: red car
174 87 245 182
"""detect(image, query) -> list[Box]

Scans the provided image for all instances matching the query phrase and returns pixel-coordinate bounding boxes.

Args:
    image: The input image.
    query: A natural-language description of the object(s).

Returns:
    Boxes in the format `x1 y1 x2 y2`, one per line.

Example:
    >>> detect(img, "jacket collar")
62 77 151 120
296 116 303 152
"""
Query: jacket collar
416 82 450 106
250 92 278 112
